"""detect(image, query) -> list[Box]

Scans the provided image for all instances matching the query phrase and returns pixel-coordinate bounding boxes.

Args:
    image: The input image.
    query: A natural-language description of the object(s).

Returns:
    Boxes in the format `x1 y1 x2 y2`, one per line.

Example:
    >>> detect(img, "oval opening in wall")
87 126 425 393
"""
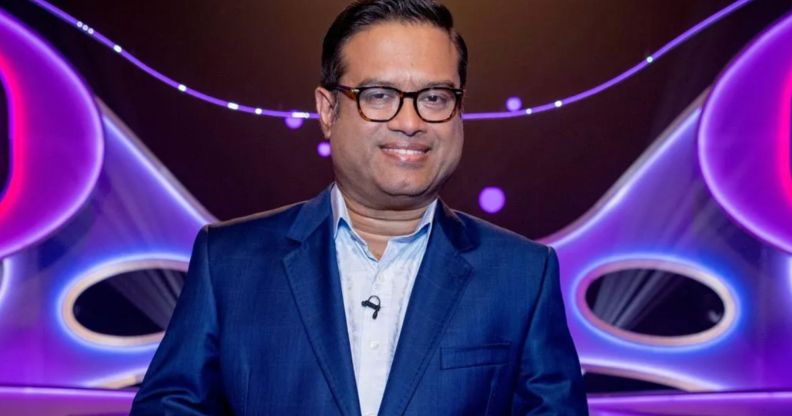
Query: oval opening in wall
578 259 736 346
62 258 187 347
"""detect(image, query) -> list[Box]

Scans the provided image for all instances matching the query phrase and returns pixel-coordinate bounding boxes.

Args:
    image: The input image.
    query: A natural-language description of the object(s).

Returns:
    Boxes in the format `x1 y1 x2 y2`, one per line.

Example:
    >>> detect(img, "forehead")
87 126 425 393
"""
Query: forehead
340 21 460 87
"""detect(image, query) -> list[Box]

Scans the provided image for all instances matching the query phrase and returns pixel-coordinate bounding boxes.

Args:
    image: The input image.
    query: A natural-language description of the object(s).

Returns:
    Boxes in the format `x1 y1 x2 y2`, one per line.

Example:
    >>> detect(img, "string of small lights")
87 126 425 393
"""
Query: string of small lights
28 0 752 122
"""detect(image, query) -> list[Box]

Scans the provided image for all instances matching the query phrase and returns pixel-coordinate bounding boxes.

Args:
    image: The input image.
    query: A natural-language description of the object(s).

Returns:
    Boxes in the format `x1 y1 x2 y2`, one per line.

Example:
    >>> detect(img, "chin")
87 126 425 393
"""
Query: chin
378 183 436 205
380 180 428 196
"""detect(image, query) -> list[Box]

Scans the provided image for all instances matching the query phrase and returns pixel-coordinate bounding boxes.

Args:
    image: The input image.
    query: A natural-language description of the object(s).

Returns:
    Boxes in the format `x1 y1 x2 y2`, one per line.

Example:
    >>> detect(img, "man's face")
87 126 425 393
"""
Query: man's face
316 22 464 210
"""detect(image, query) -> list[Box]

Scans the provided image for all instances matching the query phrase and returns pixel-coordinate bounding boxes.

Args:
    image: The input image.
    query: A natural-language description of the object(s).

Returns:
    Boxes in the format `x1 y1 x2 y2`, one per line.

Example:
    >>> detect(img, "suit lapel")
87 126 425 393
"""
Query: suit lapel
378 203 475 416
282 190 361 416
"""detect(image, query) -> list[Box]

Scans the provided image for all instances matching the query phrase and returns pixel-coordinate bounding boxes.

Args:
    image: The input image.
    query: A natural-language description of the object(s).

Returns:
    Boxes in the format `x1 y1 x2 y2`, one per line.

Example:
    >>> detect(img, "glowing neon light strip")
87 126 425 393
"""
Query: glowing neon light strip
26 0 753 120
585 390 792 415
583 358 723 391
588 390 792 404
27 0 301 119
0 385 136 398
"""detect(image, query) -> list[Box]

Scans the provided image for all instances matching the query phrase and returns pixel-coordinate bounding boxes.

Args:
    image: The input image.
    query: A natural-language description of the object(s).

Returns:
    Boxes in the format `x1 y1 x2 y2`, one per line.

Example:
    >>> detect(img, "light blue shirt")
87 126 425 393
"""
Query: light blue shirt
331 185 436 416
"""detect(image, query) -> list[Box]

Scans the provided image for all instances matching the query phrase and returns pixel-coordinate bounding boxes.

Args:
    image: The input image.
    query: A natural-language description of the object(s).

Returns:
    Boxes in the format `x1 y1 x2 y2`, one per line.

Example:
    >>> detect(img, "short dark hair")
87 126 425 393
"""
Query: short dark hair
321 0 468 89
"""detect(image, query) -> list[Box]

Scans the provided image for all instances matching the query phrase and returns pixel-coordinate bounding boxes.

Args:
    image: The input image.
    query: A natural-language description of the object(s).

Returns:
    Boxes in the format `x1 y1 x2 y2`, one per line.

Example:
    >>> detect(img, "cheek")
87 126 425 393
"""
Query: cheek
330 122 383 163
446 142 463 173
439 124 464 165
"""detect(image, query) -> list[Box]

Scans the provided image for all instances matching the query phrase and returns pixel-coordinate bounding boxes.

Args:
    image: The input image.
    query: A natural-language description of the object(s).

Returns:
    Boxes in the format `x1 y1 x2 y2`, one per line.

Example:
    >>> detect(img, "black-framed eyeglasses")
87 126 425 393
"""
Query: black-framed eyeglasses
332 85 464 123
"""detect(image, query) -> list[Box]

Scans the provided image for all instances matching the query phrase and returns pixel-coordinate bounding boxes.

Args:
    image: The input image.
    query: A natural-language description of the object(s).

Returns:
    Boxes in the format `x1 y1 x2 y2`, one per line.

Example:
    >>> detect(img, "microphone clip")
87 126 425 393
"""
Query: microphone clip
361 295 381 320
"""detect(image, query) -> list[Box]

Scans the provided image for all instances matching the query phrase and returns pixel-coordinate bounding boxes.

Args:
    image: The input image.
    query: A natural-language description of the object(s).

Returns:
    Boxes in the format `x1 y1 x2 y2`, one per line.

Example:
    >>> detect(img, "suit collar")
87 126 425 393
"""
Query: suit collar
285 186 333 243
434 199 477 252
378 202 476 415
282 187 361 416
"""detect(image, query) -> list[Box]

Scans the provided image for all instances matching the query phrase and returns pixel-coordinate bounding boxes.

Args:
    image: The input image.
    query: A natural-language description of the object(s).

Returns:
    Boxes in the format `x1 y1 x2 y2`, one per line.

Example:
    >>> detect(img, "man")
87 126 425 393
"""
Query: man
131 1 588 415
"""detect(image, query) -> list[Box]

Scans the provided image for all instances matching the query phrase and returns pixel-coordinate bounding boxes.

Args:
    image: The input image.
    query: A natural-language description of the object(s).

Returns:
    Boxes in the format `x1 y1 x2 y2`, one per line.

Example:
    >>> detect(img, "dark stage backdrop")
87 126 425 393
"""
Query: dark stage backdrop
4 0 791 237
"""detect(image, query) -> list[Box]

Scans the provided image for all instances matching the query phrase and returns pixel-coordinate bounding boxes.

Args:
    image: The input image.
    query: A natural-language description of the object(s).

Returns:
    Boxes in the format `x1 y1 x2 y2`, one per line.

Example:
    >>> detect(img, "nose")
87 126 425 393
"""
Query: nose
387 98 426 136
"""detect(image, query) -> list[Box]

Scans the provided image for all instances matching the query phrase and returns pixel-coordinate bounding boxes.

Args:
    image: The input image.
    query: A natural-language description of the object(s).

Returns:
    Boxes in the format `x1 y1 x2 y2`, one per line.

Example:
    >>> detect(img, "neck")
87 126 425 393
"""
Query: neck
340 191 432 260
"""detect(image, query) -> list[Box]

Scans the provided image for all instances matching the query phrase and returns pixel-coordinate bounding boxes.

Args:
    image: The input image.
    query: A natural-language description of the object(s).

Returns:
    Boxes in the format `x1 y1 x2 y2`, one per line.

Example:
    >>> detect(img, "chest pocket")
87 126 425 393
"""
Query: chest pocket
440 342 512 370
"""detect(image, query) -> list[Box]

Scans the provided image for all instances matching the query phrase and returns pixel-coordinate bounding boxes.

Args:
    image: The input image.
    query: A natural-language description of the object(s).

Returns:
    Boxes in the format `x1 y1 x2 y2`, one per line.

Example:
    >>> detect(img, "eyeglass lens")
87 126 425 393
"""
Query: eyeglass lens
358 87 458 122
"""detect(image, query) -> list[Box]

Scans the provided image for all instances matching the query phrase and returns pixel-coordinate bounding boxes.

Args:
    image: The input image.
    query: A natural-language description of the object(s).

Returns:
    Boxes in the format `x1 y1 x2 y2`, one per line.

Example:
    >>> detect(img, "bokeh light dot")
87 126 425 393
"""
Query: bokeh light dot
285 116 304 129
479 187 506 214
317 141 331 157
506 96 522 111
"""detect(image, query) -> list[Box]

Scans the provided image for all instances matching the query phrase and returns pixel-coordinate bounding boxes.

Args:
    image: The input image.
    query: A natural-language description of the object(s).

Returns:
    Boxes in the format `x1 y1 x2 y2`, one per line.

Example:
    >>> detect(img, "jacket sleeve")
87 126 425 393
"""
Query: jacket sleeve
512 246 589 415
130 226 224 415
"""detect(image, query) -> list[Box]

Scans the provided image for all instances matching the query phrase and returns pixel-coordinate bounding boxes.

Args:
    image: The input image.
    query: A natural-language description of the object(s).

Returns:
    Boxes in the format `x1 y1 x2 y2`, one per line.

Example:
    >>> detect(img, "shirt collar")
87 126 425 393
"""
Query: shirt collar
330 184 437 241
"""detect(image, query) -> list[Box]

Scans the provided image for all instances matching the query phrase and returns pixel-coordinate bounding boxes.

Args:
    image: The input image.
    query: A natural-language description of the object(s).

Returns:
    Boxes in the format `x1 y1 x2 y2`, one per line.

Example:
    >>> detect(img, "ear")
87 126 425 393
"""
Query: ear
315 86 336 139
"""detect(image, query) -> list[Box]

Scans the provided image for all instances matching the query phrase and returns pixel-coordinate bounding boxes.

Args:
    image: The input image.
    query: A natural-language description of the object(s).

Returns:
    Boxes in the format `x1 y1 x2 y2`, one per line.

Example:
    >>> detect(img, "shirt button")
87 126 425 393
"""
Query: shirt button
369 341 380 350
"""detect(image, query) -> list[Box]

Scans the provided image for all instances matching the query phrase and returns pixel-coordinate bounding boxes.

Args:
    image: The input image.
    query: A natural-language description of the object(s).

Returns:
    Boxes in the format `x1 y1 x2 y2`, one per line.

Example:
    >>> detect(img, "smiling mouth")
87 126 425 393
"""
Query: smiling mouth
379 145 431 163
381 148 428 156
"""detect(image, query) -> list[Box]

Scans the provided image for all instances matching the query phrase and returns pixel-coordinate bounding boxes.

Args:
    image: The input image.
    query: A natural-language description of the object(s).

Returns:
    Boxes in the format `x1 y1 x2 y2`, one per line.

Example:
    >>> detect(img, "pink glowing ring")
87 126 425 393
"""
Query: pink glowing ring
699 12 792 253
0 10 104 258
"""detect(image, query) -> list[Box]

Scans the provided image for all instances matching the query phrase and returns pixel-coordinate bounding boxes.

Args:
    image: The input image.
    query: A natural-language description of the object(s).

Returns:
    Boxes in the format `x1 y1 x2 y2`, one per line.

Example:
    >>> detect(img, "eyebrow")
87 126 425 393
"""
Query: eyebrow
355 78 459 89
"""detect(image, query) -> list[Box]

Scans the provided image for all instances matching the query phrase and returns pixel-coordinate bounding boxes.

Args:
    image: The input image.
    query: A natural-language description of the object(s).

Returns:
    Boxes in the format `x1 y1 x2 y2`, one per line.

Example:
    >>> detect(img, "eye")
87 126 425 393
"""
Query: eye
360 88 398 105
419 90 454 107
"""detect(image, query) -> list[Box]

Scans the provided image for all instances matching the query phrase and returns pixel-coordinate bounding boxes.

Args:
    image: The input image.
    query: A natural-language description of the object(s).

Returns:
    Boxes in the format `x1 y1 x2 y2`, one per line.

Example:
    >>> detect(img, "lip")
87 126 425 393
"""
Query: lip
379 142 431 164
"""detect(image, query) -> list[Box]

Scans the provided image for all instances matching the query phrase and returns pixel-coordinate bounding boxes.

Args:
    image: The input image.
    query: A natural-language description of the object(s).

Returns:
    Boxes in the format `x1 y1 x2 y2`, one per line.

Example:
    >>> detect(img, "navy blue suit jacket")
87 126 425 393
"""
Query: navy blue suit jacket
131 189 588 415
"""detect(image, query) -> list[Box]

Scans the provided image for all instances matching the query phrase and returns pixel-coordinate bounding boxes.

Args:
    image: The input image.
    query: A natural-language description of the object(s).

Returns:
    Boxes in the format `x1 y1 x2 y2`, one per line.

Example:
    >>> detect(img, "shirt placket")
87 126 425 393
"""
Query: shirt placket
358 245 402 416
